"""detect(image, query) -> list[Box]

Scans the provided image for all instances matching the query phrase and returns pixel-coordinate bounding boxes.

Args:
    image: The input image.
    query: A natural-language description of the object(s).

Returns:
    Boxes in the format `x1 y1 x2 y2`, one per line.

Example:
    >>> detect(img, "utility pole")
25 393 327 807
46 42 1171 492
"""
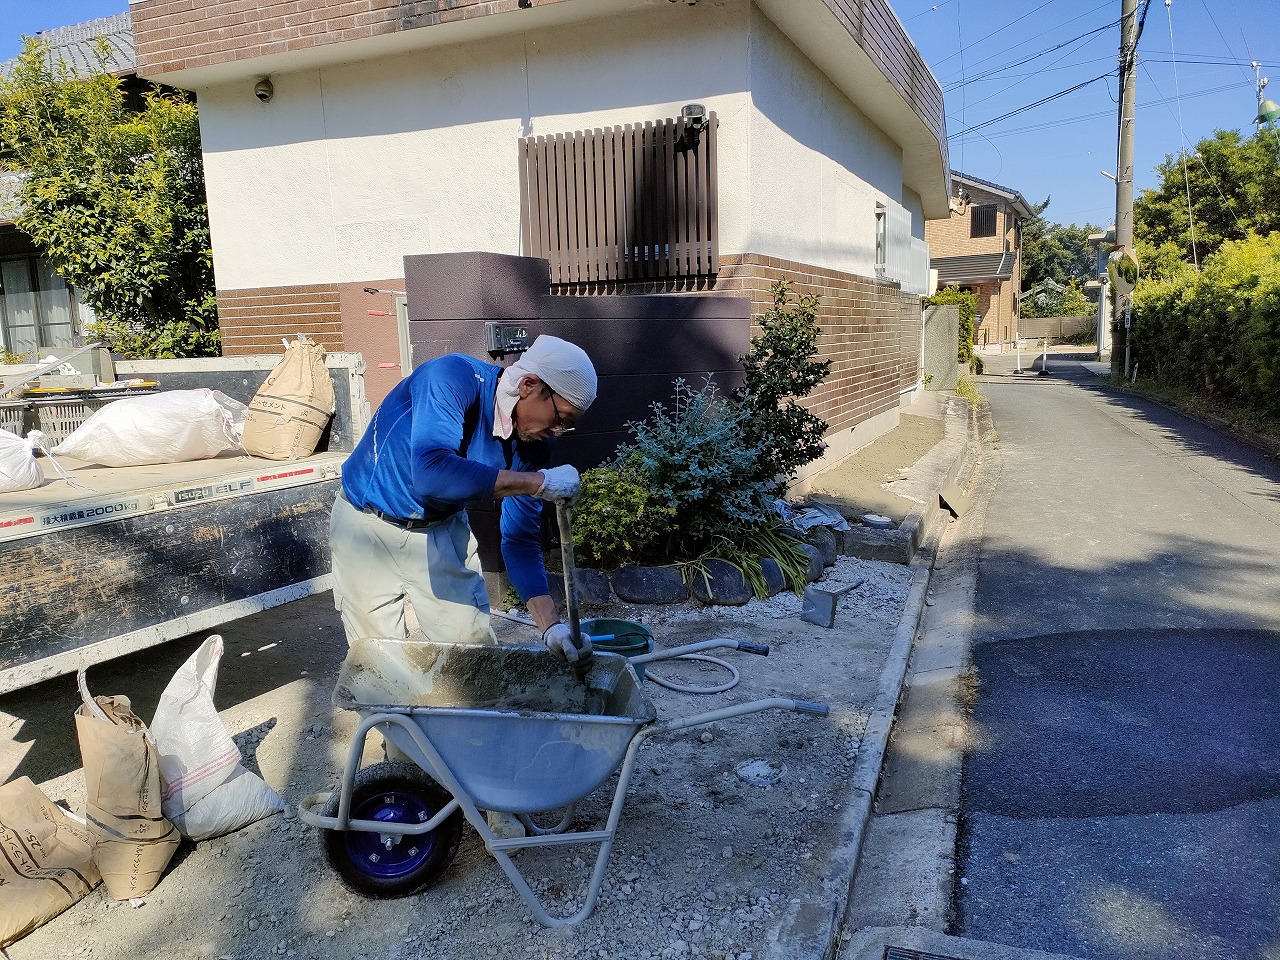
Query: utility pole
1111 0 1139 378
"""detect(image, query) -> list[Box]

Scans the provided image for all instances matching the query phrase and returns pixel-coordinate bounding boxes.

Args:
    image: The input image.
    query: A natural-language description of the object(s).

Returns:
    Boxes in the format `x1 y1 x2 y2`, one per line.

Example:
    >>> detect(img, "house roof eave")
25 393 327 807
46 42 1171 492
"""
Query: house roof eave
952 170 1033 219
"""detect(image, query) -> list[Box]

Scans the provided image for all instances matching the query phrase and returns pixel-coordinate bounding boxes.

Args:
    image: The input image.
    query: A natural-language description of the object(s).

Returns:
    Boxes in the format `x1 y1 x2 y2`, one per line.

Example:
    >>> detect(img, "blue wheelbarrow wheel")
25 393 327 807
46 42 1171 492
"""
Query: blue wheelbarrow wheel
321 761 463 898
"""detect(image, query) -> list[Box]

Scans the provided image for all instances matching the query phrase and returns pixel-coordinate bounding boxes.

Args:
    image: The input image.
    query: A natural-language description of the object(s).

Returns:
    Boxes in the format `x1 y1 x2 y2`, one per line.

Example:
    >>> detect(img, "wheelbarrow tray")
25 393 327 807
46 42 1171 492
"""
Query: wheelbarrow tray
332 639 658 812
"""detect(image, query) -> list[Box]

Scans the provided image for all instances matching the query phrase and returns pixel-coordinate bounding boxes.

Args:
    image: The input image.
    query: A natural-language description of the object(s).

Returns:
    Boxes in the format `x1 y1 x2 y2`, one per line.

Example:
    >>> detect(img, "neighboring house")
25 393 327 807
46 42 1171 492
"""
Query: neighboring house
0 14 137 358
128 0 949 466
925 170 1031 351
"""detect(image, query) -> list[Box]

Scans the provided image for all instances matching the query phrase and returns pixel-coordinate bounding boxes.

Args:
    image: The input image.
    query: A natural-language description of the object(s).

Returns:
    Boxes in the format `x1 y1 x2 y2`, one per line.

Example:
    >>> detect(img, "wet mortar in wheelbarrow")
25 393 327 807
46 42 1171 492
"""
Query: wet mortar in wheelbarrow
300 637 828 926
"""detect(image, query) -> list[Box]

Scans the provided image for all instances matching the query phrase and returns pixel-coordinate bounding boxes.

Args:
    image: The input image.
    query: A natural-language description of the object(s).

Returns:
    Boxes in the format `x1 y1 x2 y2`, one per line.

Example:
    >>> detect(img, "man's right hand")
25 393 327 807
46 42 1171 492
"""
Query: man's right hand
536 464 581 503
543 621 592 663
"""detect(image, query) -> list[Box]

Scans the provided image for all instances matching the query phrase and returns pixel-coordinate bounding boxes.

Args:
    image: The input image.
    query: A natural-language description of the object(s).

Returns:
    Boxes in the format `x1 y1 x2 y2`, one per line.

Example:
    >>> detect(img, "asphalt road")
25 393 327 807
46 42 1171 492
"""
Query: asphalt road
957 356 1280 960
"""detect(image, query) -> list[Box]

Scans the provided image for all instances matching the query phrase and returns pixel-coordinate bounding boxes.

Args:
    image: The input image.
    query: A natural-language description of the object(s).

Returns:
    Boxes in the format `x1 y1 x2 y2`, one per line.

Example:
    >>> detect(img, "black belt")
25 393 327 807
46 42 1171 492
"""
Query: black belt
341 490 447 531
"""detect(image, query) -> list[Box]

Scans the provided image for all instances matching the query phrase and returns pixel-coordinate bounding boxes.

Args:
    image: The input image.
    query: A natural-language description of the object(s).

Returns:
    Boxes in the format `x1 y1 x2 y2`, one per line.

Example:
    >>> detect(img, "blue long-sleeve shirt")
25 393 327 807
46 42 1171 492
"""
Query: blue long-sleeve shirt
340 354 551 601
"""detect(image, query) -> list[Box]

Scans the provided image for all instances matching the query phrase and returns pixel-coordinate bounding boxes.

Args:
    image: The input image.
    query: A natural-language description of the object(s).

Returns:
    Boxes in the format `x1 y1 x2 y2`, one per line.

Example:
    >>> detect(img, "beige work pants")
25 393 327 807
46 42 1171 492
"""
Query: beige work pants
329 493 492 647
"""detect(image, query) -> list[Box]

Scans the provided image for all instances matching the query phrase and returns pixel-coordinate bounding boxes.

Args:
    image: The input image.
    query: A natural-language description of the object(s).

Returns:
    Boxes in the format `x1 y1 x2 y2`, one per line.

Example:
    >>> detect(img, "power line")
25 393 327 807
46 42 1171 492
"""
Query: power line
903 0 957 23
948 80 1246 141
1196 0 1254 84
953 54 1251 88
952 29 1112 114
947 71 1115 139
1224 0 1256 68
933 0 1114 84
941 19 1118 92
929 0 1062 69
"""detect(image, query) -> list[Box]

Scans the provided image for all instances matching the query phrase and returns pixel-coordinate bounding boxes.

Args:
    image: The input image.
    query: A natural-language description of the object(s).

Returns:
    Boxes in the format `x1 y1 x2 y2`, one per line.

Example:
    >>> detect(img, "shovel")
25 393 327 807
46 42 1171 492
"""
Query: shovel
555 500 593 683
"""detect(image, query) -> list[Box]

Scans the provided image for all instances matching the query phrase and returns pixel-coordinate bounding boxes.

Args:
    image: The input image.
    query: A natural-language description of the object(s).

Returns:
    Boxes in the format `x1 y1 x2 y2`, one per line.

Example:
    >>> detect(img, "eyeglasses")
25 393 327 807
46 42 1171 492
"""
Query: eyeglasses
548 392 575 435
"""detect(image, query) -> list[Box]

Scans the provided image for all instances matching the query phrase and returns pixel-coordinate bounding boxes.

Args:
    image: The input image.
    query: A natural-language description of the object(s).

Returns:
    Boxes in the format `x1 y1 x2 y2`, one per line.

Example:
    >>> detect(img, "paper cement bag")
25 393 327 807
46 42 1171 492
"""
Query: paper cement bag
151 635 284 841
0 777 101 948
240 336 335 460
74 683 179 900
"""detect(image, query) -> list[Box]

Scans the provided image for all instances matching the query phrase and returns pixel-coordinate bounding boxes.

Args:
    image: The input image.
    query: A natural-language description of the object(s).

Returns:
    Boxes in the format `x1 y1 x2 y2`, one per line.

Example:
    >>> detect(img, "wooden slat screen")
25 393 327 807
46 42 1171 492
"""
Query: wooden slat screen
519 114 719 284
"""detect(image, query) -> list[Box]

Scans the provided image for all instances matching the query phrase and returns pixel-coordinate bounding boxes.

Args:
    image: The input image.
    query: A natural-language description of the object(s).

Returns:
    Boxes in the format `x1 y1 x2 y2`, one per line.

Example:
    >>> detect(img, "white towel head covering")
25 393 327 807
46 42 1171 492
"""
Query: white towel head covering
514 335 597 409
493 335 598 438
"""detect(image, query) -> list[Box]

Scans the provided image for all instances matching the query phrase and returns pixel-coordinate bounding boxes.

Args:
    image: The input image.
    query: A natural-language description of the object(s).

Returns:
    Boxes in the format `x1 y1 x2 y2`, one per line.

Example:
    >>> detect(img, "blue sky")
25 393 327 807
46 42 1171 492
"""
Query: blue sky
900 0 1274 228
2 0 1275 230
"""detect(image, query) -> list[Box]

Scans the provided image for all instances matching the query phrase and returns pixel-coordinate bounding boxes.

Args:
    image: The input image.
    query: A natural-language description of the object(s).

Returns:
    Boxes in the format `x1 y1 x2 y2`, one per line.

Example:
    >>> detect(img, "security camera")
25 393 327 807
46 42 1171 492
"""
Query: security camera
254 78 273 103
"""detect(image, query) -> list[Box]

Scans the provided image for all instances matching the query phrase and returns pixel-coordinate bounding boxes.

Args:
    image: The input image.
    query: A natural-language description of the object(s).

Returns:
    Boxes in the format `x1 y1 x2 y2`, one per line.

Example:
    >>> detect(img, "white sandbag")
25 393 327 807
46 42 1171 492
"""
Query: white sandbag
150 635 285 841
52 389 247 467
0 427 44 493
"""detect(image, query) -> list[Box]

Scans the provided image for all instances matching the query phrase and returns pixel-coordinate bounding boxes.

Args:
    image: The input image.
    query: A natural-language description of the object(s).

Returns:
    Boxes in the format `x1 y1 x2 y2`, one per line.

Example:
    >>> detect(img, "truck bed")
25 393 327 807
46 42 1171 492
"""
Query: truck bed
1 451 344 543
0 352 367 693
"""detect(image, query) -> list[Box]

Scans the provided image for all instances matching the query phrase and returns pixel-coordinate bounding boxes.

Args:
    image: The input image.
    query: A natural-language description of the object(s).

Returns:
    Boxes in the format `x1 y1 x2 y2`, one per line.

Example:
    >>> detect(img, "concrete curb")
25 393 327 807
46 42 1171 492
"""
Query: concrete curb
838 400 973 566
765 396 979 960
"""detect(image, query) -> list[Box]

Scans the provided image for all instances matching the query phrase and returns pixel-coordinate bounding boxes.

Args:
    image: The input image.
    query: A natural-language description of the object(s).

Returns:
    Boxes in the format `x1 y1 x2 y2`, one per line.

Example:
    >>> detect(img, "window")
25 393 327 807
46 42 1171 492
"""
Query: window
519 113 719 284
0 256 86 357
970 203 998 238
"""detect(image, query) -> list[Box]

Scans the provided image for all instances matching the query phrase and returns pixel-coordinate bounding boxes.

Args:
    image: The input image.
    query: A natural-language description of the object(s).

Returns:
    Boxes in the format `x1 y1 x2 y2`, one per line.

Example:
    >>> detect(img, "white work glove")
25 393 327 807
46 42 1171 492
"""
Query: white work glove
543 621 592 663
536 464 581 503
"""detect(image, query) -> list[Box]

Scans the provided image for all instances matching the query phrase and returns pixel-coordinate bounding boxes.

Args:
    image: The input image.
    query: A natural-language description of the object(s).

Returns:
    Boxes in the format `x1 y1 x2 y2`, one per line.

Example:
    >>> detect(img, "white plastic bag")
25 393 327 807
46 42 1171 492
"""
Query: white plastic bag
52 389 247 467
0 427 44 493
150 635 285 841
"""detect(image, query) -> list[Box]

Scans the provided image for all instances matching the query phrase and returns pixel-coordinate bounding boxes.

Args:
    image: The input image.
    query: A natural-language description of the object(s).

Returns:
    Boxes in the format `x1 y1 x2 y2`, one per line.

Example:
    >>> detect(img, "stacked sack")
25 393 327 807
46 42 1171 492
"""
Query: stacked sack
0 635 284 949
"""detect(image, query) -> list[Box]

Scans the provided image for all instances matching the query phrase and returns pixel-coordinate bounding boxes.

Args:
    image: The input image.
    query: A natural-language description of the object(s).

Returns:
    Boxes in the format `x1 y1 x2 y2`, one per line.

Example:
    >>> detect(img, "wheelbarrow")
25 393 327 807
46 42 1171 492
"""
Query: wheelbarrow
298 637 828 926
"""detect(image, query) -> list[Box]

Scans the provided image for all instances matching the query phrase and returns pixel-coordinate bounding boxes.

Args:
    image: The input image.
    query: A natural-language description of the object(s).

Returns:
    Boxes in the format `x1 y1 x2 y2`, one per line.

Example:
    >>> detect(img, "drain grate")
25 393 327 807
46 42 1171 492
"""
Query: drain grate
884 948 967 960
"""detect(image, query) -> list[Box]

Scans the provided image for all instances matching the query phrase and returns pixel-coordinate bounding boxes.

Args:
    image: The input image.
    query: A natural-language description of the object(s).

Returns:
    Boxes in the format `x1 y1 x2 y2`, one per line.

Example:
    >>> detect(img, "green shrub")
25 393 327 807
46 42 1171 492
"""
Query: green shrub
572 454 676 569
926 286 977 367
736 281 831 493
572 281 838 597
1131 232 1280 418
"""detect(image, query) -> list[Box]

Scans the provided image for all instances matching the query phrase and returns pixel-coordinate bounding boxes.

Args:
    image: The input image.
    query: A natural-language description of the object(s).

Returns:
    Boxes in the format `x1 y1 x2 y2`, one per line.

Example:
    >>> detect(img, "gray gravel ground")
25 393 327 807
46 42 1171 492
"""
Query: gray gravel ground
3 555 912 960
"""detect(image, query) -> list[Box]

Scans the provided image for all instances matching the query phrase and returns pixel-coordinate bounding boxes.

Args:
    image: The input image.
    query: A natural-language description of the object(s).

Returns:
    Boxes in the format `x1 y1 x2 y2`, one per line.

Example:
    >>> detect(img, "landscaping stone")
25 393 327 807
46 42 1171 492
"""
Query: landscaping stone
689 559 752 606
547 567 614 607
610 565 689 604
806 526 839 566
799 544 825 582
759 557 787 596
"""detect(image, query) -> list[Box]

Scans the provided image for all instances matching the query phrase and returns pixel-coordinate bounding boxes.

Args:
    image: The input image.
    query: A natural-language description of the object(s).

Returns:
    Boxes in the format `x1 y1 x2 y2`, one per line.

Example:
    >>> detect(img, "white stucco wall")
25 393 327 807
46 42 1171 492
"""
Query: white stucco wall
744 8 906 277
198 5 752 290
194 0 913 291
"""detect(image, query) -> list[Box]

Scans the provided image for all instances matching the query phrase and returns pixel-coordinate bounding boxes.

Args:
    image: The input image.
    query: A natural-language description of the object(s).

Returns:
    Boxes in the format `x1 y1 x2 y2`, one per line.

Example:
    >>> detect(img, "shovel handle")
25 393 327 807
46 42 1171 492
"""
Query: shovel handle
555 500 588 679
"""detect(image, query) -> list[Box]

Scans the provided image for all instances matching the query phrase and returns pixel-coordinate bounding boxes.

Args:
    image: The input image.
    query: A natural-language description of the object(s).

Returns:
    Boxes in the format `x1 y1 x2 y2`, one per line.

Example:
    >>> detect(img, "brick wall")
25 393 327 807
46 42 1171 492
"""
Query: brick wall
924 181 1016 260
131 0 549 77
545 255 921 438
215 253 922 441
716 255 919 437
215 283 343 356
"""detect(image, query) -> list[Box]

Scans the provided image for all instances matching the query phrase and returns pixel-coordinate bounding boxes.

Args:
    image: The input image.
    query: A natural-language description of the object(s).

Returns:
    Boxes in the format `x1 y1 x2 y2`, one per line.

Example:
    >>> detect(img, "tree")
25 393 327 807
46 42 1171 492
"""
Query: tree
0 39 218 357
1020 197 1100 291
735 281 831 492
1021 279 1092 318
1135 127 1280 265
